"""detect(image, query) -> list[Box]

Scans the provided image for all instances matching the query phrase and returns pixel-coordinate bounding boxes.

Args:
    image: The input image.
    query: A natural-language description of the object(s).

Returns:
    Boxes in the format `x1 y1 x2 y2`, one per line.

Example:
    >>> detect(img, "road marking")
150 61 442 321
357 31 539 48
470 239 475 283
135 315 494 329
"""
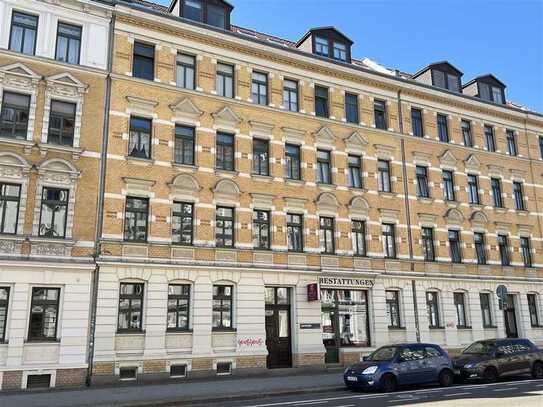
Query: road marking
329 405 355 407
492 387 517 392
293 402 328 406
445 392 472 397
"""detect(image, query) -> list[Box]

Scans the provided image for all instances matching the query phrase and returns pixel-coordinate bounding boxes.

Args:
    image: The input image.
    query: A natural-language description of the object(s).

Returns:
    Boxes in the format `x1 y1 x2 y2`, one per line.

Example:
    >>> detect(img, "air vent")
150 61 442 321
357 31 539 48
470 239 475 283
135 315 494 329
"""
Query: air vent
170 364 187 378
26 374 51 389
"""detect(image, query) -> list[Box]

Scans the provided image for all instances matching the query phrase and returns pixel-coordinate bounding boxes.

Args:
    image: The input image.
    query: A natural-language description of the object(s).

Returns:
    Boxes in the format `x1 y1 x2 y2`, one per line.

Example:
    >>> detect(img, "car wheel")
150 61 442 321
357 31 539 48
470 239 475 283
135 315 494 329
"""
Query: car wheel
532 362 543 379
439 369 454 387
381 374 397 393
483 367 498 383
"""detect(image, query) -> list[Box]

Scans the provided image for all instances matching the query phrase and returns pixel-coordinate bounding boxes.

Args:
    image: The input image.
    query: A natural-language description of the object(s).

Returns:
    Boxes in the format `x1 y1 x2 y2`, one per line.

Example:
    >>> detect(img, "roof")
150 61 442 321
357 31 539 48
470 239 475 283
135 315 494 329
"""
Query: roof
166 0 234 13
130 0 168 12
463 74 506 89
295 26 354 47
231 25 297 48
412 61 463 79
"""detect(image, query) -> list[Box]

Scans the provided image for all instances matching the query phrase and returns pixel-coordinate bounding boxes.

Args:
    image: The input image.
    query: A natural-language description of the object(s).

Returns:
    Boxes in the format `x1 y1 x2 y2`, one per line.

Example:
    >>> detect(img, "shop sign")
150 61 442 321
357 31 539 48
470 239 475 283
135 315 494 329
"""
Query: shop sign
307 283 320 301
318 276 374 288
299 323 321 330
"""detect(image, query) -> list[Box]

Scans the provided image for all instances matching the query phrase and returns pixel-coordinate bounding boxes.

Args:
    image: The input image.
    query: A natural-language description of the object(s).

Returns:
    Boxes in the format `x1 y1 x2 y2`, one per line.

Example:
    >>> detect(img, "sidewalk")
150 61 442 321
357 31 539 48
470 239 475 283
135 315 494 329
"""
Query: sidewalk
0 371 345 407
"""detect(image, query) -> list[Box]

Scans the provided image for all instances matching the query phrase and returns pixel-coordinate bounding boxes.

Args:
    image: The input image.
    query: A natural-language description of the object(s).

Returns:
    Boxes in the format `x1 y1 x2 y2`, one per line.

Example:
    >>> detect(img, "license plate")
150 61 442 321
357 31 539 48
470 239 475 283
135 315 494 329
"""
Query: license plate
347 376 358 382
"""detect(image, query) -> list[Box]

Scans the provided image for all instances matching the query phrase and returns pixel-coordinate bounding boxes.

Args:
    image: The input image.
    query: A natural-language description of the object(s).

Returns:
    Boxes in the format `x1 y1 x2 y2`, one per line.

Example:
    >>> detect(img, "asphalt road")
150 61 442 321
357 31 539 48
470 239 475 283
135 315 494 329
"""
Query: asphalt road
194 377 543 407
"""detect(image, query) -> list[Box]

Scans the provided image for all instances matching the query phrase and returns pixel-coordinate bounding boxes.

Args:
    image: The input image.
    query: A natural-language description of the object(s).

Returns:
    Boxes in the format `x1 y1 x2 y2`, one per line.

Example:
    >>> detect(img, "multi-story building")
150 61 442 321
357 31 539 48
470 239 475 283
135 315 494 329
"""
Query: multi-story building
88 0 543 384
0 0 111 390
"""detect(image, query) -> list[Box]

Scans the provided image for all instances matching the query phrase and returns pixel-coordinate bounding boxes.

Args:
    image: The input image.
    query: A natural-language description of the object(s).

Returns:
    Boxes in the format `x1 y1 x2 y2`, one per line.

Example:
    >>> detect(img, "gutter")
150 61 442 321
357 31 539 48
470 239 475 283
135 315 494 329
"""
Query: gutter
86 10 116 387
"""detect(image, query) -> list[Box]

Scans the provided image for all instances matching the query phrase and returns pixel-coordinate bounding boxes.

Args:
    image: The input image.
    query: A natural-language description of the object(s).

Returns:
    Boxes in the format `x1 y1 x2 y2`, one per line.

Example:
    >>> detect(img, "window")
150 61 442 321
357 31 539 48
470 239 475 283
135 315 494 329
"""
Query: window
287 213 303 252
174 125 195 165
461 120 473 147
347 155 362 188
132 42 154 80
432 70 459 91
9 11 38 55
345 93 359 123
506 130 517 156
251 72 268 105
520 236 532 268
0 287 9 342
374 99 387 130
252 139 269 176
540 136 543 160
513 181 525 210
467 174 480 204
527 294 540 327
448 230 462 263
442 170 455 201
212 285 233 330
216 132 234 171
39 188 68 238
184 0 203 21
480 293 493 327
378 159 391 193
253 210 270 249
426 291 440 328
207 3 226 28
0 92 30 140
491 86 504 104
416 166 430 198
382 223 396 259
497 234 510 266
55 23 81 64
314 37 329 56
172 202 193 245
176 53 195 89
411 108 423 137
480 82 504 104
48 101 76 146
437 114 449 142
170 364 187 378
316 150 331 184
167 284 190 331
0 183 20 235
421 227 435 262
386 290 400 328
28 287 60 341
351 220 366 256
118 283 144 332
484 125 496 152
216 206 234 247
454 292 467 327
216 63 234 98
124 197 149 242
119 367 137 381
128 117 152 159
285 144 301 180
315 86 329 118
333 42 347 61
319 217 335 254
283 79 298 112
474 232 486 265
491 178 503 207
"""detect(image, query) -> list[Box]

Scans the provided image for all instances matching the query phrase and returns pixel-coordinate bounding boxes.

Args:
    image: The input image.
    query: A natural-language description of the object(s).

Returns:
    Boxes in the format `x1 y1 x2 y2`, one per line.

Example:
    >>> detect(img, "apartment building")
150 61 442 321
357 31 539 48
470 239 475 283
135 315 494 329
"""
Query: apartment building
0 0 111 390
87 0 543 384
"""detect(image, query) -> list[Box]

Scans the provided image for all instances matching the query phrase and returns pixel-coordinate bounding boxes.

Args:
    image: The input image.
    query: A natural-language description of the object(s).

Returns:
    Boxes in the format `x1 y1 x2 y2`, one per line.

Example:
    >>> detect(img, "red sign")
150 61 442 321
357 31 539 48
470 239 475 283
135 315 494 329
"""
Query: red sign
307 283 320 301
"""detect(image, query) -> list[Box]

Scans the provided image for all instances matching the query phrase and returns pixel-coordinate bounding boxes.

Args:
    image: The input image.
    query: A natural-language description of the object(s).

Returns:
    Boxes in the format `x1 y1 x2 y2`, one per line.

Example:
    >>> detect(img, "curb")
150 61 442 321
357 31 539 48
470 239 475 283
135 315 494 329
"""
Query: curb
110 385 345 407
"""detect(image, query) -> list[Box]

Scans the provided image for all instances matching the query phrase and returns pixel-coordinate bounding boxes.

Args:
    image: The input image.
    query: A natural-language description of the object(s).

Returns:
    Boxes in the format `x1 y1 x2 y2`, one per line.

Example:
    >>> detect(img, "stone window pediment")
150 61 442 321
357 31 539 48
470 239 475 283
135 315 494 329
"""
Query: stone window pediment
213 179 240 204
379 208 399 223
284 197 307 213
169 97 203 124
470 211 488 229
249 120 274 139
445 208 464 227
126 96 158 117
0 153 31 240
212 106 242 130
123 177 156 197
412 151 432 166
314 126 336 148
439 150 458 168
487 164 504 178
494 221 511 235
464 154 481 172
417 213 437 227
373 144 396 160
169 174 200 201
282 127 306 144
251 193 274 210
316 192 339 214
517 224 533 236
349 196 369 219
510 168 526 181
344 131 369 154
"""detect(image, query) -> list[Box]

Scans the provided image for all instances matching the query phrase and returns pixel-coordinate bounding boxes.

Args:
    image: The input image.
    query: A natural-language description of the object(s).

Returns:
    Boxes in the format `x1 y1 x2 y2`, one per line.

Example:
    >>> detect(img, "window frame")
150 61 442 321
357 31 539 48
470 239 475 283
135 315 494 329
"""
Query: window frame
212 284 234 331
48 100 76 147
216 62 235 98
132 41 155 81
461 119 473 147
421 227 435 262
38 187 69 239
172 201 194 246
283 79 298 112
314 85 329 118
319 216 335 255
484 125 496 152
513 181 525 210
437 113 449 143
454 292 468 328
128 116 152 160
252 209 271 250
176 53 196 90
411 107 423 137
351 220 366 257
285 143 301 180
117 282 144 333
0 91 31 141
28 287 60 341
124 196 149 243
373 99 387 130
378 159 391 193
386 290 401 328
215 206 234 248
527 294 540 327
216 132 235 171
480 292 494 328
55 22 82 65
0 287 10 343
167 284 191 331
448 229 462 263
382 223 396 259
416 165 430 198
0 183 21 235
316 149 332 184
491 178 503 208
497 234 510 266
252 138 269 176
174 125 195 166
9 11 38 55
345 92 359 124
539 136 543 160
520 236 532 268
251 71 268 106
347 154 362 189
426 291 441 328
474 232 487 265
467 174 480 204
506 129 517 156
286 213 303 252
442 170 456 201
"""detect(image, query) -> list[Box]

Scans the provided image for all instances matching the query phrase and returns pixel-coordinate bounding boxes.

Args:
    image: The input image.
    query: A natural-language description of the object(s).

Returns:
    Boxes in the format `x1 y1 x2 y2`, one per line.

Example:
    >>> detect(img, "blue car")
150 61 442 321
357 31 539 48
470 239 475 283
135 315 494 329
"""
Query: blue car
343 343 455 392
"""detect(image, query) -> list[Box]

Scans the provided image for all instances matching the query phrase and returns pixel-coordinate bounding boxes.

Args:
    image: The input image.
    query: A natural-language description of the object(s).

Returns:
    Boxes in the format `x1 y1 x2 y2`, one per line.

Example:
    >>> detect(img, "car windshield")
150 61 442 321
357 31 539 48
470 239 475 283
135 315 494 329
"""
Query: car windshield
367 346 398 361
463 341 495 355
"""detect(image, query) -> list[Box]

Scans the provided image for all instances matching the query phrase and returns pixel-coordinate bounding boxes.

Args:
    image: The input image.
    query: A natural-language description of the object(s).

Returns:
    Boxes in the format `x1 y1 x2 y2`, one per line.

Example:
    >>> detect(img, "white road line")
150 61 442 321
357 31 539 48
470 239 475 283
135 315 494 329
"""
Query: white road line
445 392 472 397
492 387 517 392
329 405 355 407
293 402 328 406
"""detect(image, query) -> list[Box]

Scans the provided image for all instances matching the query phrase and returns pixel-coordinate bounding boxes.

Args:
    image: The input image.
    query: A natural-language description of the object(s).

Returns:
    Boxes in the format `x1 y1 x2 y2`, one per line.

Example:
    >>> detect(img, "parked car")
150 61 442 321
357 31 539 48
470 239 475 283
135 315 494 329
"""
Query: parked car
343 343 454 392
453 338 543 383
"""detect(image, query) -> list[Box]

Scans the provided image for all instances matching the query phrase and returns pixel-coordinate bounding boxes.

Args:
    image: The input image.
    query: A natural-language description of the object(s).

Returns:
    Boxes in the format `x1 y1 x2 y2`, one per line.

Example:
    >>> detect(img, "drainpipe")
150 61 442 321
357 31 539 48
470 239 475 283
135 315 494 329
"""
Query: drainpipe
526 115 543 260
86 11 116 387
397 89 420 342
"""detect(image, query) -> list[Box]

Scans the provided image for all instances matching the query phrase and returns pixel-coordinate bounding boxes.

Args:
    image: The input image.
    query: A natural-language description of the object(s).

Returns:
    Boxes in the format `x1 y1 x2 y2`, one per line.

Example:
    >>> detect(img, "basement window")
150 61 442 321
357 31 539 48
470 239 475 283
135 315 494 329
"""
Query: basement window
119 367 137 381
216 362 232 375
170 364 187 378
26 374 51 389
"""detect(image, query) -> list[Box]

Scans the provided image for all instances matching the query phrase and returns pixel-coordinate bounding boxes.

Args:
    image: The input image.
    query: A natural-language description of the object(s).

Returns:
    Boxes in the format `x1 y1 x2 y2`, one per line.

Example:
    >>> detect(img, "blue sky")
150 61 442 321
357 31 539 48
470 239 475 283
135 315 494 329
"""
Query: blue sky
153 0 543 112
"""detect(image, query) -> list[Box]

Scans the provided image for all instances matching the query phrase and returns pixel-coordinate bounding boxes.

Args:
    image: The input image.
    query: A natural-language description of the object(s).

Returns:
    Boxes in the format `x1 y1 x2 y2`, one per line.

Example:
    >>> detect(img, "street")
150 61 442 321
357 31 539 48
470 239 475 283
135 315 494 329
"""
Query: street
194 378 543 407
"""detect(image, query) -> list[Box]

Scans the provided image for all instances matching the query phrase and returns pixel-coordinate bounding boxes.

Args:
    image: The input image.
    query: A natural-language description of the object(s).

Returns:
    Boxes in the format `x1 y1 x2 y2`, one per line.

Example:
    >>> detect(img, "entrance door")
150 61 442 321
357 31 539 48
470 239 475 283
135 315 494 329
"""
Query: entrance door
504 294 518 338
265 287 292 368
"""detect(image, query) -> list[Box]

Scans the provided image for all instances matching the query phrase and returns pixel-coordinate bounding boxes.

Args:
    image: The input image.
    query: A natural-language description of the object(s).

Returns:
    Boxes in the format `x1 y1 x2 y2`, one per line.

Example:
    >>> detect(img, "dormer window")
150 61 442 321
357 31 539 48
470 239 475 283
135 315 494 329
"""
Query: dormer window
462 74 506 105
333 42 347 61
413 62 463 93
315 37 329 56
296 27 353 63
432 70 460 92
480 83 504 104
176 0 233 29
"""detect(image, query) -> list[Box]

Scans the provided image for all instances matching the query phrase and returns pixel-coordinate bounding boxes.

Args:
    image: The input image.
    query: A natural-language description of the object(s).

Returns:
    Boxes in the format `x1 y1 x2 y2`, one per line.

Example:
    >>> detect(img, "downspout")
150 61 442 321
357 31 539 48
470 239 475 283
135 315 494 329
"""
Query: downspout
86 10 116 387
397 87 421 342
526 115 543 260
